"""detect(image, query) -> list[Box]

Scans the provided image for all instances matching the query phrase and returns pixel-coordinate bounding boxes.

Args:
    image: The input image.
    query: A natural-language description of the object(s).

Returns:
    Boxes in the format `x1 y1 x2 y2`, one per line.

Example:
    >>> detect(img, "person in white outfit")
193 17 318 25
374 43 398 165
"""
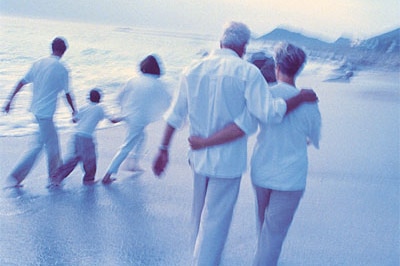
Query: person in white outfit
102 54 171 184
153 22 318 266
3 37 76 187
189 42 322 266
50 88 111 186
251 42 321 266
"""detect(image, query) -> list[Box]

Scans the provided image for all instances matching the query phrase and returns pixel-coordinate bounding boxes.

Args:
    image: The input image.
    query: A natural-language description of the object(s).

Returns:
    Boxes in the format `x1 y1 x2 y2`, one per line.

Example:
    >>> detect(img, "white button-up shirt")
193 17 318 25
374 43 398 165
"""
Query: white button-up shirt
166 48 286 178
250 82 321 190
23 55 69 118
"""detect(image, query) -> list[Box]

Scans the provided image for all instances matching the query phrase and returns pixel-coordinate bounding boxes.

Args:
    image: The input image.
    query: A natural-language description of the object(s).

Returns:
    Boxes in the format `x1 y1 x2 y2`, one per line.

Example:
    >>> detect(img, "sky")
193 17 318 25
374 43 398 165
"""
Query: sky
1 0 399 42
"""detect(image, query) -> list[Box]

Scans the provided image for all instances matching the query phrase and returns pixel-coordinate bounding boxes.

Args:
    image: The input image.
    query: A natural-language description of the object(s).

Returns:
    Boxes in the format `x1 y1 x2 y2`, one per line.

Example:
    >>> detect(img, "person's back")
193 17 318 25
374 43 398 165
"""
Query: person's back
251 83 321 190
4 37 76 187
180 48 265 176
153 23 321 266
120 74 170 126
28 55 69 118
74 101 105 138
102 54 171 184
185 51 252 130
250 42 321 266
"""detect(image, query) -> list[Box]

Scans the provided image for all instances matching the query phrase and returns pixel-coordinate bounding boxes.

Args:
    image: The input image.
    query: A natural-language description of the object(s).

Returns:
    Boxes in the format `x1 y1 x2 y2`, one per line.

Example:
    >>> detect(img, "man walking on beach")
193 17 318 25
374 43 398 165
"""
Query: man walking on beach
3 37 76 187
189 42 322 265
152 21 317 265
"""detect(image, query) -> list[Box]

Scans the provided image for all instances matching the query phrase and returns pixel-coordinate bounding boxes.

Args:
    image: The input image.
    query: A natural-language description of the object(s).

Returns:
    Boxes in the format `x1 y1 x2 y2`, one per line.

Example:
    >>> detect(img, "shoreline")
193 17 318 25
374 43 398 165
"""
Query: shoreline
0 68 398 139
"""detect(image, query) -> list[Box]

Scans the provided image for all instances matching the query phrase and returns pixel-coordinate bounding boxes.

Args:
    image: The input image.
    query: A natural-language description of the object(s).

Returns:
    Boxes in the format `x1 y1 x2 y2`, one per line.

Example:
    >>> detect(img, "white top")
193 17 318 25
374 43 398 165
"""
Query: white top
166 49 287 178
250 82 321 191
74 102 105 138
118 73 171 127
23 55 69 118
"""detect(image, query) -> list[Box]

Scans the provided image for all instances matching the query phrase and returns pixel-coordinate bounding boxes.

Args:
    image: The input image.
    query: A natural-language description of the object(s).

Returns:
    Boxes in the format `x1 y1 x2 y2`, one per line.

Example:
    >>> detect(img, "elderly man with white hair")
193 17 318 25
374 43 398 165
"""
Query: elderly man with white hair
153 21 317 265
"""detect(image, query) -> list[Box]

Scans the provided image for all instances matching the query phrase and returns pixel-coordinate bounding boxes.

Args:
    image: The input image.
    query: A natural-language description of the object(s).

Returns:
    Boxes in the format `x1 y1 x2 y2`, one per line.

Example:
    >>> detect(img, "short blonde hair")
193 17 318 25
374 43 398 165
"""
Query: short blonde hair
274 42 306 76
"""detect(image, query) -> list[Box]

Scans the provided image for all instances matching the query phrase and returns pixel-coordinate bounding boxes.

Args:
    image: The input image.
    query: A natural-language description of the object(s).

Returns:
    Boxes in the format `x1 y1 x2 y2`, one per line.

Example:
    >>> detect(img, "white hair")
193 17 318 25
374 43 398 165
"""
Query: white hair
220 21 251 49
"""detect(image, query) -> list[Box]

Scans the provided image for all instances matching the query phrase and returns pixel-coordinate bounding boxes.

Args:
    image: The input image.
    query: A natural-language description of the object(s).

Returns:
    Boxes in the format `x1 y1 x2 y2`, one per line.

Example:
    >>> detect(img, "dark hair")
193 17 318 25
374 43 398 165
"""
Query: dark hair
249 52 277 84
52 37 67 55
140 55 161 76
274 42 306 77
90 89 101 103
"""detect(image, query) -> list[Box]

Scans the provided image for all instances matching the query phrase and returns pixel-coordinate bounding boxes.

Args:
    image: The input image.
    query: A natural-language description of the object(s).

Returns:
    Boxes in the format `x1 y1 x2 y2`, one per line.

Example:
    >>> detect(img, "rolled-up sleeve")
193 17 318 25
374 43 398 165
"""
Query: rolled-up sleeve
23 64 36 84
234 109 258 135
61 67 69 94
165 76 188 129
267 96 286 124
307 104 322 149
243 69 287 126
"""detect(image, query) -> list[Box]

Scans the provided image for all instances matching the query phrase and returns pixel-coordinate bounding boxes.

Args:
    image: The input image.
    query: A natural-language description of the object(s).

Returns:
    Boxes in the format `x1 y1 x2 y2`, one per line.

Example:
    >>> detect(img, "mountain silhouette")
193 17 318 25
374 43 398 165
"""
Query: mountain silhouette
254 27 400 70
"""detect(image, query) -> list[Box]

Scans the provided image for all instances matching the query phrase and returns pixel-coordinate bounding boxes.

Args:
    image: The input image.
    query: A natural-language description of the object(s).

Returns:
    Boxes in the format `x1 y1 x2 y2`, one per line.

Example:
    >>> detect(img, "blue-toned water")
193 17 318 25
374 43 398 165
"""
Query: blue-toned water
0 16 341 137
0 16 220 136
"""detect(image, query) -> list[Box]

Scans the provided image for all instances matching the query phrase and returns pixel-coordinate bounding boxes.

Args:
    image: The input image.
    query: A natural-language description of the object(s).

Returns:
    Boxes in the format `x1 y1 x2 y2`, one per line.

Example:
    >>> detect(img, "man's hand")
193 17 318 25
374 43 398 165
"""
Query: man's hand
72 111 79 123
299 88 318 102
152 150 169 177
188 136 207 150
285 88 319 114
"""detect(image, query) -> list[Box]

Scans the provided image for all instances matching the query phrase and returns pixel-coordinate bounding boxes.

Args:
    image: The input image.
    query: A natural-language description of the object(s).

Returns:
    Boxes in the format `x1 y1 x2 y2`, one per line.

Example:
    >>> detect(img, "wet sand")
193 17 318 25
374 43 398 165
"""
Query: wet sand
0 70 399 265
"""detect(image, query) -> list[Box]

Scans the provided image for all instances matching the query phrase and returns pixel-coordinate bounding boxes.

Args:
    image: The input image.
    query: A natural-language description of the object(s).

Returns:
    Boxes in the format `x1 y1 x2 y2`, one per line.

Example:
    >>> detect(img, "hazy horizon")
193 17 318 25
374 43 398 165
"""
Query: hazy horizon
1 0 399 42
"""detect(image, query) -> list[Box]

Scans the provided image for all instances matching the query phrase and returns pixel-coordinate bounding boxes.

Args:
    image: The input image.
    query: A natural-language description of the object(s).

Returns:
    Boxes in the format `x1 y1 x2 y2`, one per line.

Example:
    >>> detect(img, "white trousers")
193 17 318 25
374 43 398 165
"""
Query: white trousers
11 116 61 181
107 124 145 174
253 186 303 266
192 173 241 266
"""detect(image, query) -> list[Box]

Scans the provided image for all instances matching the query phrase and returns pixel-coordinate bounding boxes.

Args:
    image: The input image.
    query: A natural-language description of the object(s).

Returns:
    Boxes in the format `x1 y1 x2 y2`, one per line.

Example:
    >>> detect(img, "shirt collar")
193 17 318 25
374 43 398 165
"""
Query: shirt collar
142 73 159 78
51 55 61 60
212 48 240 58
276 81 299 90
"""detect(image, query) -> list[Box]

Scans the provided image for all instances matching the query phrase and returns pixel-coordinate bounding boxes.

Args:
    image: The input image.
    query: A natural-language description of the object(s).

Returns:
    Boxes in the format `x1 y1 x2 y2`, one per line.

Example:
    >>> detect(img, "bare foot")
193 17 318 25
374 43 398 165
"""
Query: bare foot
83 179 99 185
5 175 24 188
102 173 116 184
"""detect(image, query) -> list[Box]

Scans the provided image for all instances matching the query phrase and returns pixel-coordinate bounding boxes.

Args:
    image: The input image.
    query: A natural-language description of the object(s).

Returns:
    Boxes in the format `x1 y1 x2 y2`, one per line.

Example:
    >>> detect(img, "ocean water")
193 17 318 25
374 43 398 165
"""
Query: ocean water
0 16 395 139
0 16 220 137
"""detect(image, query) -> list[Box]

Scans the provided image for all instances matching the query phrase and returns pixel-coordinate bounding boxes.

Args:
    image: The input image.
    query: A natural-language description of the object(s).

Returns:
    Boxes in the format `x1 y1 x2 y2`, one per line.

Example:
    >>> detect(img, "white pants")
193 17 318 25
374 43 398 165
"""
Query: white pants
107 124 145 174
11 116 61 181
253 186 304 266
192 173 241 266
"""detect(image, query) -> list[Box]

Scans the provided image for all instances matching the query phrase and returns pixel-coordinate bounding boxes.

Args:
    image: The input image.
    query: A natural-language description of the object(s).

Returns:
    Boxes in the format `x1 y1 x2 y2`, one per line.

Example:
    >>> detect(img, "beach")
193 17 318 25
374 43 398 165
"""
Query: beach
0 69 399 265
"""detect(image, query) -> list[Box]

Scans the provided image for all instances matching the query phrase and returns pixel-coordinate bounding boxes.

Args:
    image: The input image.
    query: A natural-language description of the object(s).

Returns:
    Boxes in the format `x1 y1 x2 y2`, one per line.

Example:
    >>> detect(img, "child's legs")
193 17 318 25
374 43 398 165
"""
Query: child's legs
52 136 80 181
54 157 80 181
76 135 97 181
